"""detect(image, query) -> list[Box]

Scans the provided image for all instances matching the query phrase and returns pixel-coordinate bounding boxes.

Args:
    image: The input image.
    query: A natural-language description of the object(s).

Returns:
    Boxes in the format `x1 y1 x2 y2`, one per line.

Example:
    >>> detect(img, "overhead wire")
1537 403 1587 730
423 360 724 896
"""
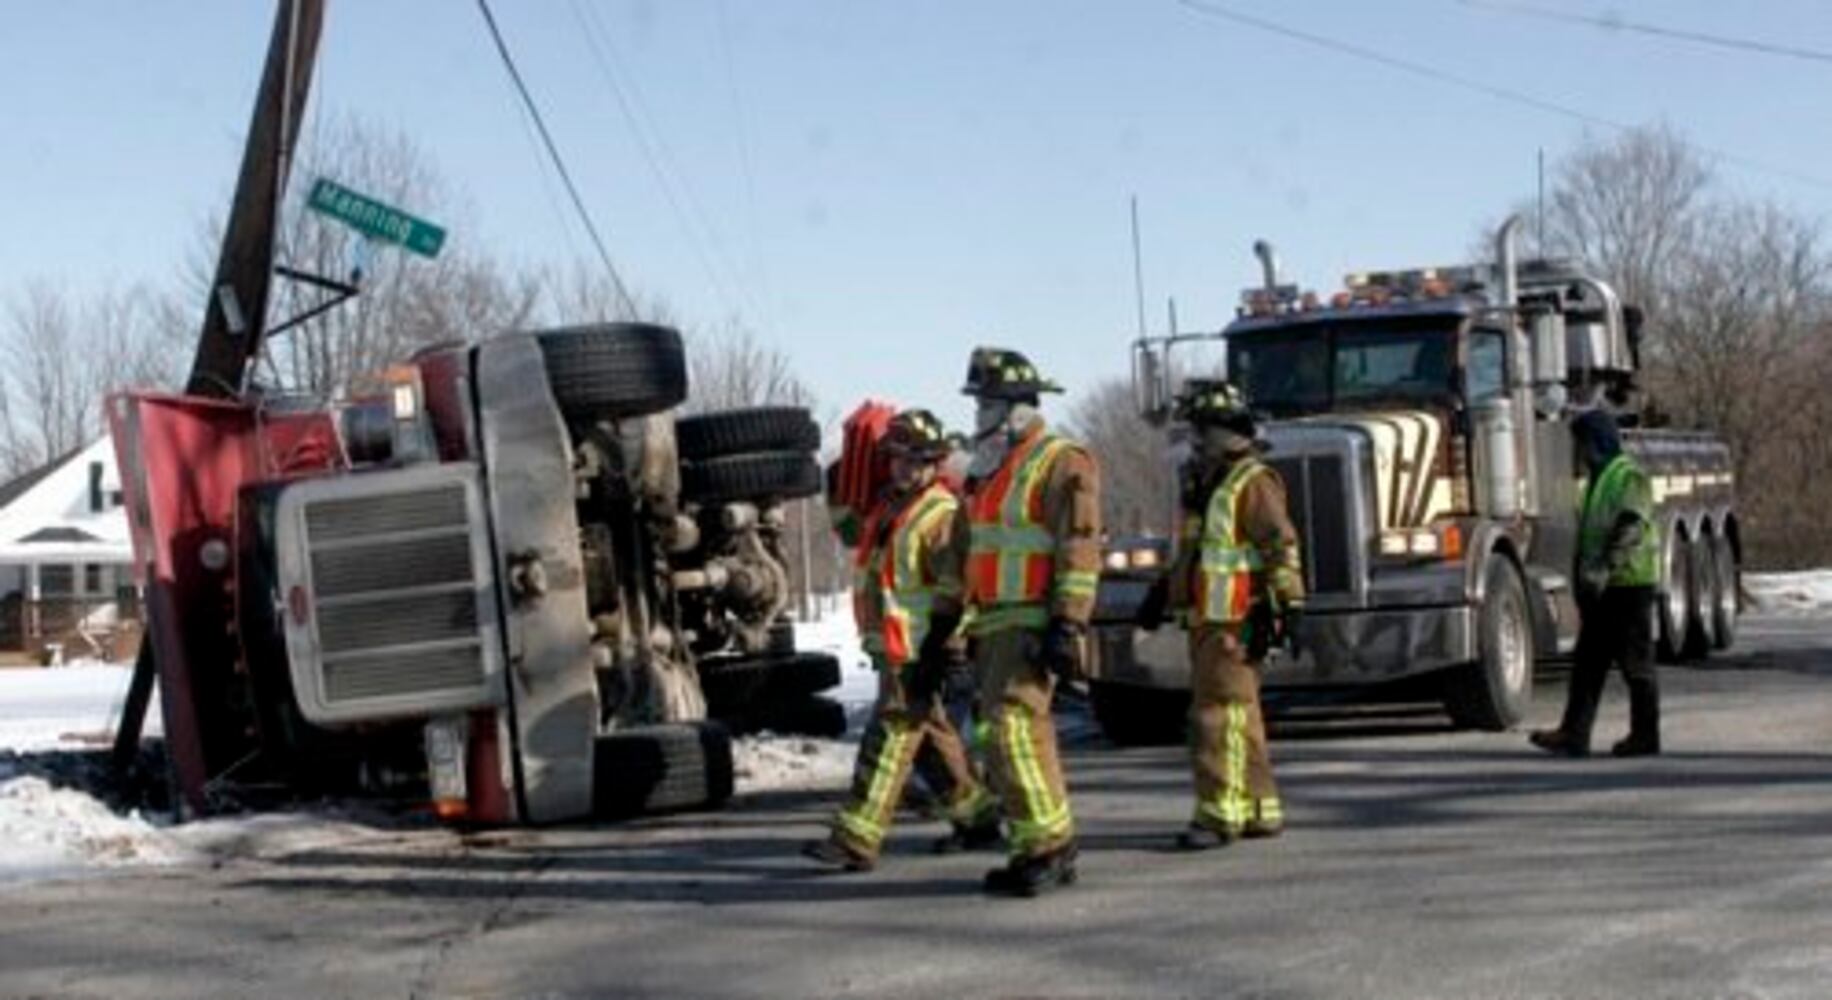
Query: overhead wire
1458 0 1832 67
567 0 757 325
715 0 779 335
1171 0 1832 192
474 0 636 315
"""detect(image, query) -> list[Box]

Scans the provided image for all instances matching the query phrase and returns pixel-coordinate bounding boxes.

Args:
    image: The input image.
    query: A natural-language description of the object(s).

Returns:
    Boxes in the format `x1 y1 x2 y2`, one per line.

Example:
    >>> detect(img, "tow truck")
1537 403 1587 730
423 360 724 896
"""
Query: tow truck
1089 219 1740 741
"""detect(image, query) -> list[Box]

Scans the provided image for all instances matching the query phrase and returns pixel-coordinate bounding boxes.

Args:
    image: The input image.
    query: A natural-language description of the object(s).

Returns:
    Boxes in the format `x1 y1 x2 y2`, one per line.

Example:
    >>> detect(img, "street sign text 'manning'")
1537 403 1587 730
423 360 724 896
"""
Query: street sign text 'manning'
306 177 446 259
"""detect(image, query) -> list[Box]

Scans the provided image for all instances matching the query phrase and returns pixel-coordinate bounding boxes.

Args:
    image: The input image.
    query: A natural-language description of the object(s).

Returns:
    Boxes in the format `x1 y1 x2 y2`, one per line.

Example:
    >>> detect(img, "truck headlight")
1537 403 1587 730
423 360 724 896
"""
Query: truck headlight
1104 551 1130 571
1376 523 1463 561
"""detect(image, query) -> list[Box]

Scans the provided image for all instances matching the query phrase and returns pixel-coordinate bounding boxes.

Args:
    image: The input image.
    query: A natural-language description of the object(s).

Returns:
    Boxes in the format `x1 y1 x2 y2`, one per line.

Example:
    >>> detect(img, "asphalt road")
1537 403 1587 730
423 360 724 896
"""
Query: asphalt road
4 614 1830 999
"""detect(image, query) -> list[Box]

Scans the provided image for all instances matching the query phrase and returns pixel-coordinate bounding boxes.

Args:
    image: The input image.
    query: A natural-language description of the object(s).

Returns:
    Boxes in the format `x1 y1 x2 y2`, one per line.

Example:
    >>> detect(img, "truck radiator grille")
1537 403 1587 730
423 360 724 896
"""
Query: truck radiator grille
302 482 486 706
1269 455 1354 595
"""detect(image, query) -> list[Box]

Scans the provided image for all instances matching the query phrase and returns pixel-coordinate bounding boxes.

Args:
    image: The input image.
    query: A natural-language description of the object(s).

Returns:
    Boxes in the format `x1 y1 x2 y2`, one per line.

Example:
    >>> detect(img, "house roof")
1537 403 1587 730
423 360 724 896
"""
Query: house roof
16 526 101 544
0 448 82 512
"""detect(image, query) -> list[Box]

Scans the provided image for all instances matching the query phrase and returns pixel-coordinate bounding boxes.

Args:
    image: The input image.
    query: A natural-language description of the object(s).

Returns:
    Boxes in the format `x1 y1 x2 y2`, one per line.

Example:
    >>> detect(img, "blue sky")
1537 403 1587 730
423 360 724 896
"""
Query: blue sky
4 1 1830 433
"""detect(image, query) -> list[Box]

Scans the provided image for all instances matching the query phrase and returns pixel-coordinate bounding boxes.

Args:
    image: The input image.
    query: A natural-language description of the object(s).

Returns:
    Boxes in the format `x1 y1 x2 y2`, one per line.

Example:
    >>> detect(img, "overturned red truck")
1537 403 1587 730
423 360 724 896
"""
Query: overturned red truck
112 328 837 823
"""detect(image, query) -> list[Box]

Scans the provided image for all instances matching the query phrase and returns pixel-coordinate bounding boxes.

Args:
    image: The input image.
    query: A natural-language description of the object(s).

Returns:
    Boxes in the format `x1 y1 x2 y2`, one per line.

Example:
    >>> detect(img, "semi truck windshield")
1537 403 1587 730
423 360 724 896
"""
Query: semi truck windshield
1228 319 1460 416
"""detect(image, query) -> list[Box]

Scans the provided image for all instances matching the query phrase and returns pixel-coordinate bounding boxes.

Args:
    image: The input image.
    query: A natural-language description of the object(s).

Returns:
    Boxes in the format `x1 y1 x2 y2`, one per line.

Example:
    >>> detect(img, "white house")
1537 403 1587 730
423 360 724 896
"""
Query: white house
0 435 136 661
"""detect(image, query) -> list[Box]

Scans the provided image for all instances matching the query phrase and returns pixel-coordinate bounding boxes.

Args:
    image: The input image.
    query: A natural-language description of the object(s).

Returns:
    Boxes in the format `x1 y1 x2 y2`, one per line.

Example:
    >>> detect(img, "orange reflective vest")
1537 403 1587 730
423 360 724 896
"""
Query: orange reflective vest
1194 457 1280 625
852 483 959 666
966 428 1076 631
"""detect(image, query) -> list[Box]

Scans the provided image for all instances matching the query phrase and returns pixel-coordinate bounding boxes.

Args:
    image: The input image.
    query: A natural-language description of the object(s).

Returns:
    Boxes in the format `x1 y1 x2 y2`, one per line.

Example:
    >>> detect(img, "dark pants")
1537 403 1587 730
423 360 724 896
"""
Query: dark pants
1558 586 1659 746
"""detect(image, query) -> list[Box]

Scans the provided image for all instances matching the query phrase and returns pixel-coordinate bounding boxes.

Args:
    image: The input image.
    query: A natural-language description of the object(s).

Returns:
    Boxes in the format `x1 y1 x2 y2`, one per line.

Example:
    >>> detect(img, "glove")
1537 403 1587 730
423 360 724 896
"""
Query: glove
1039 617 1086 682
1135 577 1170 632
1277 602 1305 658
912 612 963 701
1246 602 1274 661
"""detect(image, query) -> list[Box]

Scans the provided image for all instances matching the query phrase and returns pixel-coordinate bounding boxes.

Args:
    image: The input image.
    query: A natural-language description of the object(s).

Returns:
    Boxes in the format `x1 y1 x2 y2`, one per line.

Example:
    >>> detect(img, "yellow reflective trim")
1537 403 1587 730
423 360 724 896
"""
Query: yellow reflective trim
966 603 1050 636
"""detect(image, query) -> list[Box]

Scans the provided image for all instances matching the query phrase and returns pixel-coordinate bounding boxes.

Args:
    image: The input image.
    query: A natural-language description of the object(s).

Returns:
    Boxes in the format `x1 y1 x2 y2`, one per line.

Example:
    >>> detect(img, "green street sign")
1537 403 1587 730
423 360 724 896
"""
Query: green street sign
306 177 446 259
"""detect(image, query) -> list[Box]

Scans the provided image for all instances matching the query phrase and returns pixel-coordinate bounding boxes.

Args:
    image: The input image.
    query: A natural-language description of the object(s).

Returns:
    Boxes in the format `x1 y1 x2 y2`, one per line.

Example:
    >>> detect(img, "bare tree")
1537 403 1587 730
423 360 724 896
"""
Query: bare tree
0 281 177 477
683 322 812 415
1069 376 1176 538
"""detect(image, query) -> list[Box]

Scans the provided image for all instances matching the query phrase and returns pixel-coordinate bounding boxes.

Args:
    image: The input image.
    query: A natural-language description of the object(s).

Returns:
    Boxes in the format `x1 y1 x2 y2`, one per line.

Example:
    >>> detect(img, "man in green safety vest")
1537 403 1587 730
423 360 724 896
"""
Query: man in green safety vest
1531 408 1663 758
804 409 1001 871
1140 380 1303 850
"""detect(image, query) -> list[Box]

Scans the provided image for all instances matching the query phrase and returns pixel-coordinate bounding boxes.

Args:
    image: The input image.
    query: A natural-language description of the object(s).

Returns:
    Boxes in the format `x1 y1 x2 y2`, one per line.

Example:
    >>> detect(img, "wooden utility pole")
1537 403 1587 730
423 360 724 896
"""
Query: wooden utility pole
184 0 326 398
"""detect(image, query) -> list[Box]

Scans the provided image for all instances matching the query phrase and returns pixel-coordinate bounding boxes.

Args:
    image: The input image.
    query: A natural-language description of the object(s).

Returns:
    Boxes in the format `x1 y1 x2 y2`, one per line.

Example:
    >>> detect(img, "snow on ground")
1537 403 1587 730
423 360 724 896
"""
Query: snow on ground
0 775 188 883
1745 572 1832 618
0 663 159 753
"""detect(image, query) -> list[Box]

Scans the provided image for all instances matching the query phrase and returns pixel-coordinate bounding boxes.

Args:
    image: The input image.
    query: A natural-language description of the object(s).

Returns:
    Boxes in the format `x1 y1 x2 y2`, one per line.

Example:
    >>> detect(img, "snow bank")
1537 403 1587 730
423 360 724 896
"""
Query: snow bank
795 600 877 723
0 775 188 883
1745 572 1832 618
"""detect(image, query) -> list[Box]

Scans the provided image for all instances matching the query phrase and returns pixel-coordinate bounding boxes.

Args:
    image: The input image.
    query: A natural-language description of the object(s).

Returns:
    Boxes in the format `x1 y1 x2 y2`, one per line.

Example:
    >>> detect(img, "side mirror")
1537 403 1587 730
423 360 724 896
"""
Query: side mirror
1133 343 1170 425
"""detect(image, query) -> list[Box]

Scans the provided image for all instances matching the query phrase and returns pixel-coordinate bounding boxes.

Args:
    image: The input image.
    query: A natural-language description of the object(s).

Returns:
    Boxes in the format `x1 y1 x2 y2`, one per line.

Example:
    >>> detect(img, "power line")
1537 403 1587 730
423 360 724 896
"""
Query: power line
475 0 636 314
1459 0 1832 67
568 0 757 324
1172 0 1832 192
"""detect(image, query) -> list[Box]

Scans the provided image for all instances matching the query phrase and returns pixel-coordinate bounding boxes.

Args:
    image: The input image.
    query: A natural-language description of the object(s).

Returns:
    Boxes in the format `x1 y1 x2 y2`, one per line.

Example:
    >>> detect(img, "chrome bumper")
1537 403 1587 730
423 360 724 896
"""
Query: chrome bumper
1092 604 1475 692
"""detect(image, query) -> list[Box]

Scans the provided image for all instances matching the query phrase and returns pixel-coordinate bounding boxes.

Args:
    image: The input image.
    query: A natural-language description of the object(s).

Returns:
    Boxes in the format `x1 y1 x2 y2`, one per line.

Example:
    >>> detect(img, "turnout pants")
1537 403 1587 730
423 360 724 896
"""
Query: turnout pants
975 627 1075 858
1189 624 1282 834
832 657 996 858
1558 586 1659 745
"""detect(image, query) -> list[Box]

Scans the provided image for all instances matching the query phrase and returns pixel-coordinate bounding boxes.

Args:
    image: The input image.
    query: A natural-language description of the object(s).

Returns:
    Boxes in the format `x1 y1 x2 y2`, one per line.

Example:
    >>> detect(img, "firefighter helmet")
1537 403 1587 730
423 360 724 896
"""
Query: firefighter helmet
1176 379 1256 436
960 347 1063 400
881 408 952 461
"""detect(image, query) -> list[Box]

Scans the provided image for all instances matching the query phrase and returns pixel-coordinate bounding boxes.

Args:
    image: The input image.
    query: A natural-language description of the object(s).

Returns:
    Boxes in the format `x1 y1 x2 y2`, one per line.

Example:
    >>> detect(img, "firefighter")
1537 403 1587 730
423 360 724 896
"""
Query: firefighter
1531 408 1661 758
960 347 1102 897
1138 380 1302 850
804 409 1001 872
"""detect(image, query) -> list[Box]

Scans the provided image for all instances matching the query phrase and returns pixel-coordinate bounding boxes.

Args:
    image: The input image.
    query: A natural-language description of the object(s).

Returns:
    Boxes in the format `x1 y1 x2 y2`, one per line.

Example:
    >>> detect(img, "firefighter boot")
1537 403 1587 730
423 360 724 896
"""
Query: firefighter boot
801 836 876 873
1175 823 1237 852
1614 677 1661 757
931 818 1003 855
1528 728 1590 758
982 842 1079 897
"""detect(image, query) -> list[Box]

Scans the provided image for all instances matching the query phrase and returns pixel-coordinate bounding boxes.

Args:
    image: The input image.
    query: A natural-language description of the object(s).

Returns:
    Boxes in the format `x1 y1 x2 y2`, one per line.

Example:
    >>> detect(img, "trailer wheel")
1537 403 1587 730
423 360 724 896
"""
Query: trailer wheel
1089 680 1189 746
1443 558 1534 731
536 323 687 421
681 451 822 504
1711 532 1738 651
1656 520 1693 663
593 720 734 818
675 407 820 462
1683 533 1717 659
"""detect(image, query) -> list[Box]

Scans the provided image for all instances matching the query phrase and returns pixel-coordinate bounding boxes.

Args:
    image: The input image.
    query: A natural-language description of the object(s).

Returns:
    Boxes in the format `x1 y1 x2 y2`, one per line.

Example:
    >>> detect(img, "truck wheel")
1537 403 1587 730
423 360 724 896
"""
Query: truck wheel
1442 558 1534 731
1683 534 1717 659
535 323 687 421
593 720 734 818
1711 532 1738 651
737 694 849 738
675 407 820 462
681 451 822 504
1655 521 1693 663
1089 680 1188 746
699 651 841 718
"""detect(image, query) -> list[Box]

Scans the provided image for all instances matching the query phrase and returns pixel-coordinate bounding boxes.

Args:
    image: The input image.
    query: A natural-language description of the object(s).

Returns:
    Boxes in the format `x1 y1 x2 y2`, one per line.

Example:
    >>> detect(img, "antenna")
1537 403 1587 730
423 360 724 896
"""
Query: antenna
1130 195 1147 338
1167 296 1179 336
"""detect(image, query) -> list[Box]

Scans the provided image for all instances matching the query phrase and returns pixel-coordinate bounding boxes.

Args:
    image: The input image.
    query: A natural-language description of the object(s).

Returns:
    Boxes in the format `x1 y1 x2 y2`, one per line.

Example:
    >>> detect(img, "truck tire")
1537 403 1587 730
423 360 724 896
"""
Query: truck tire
1089 680 1188 746
681 451 822 504
1442 558 1534 731
1655 521 1693 663
593 720 734 818
739 694 849 738
536 323 687 421
1683 533 1717 659
675 407 820 462
1711 532 1738 651
699 651 841 718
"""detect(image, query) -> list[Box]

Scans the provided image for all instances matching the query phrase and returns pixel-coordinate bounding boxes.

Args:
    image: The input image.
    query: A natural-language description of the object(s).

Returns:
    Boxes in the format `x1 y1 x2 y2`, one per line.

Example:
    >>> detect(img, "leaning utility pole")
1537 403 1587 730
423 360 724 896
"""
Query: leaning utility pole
184 0 326 398
115 0 327 780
